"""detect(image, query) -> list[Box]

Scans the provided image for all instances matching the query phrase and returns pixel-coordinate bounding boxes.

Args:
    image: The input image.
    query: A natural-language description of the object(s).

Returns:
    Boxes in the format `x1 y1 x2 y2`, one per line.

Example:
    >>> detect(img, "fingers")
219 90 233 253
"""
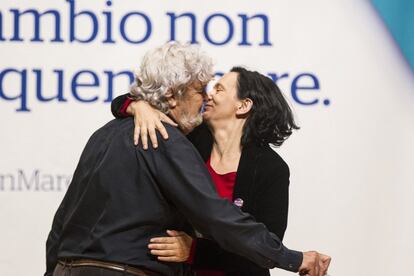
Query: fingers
320 253 331 264
320 254 331 275
315 263 320 276
148 243 176 250
140 125 148 150
148 235 180 258
156 121 169 140
314 253 320 276
157 256 182 262
147 123 158 149
160 113 178 127
320 265 328 276
150 246 188 262
150 237 176 244
134 126 140 146
307 268 316 276
134 121 156 149
137 121 167 149
300 251 319 276
130 101 172 148
149 232 191 264
299 269 313 276
166 230 182 237
132 104 142 146
150 249 176 257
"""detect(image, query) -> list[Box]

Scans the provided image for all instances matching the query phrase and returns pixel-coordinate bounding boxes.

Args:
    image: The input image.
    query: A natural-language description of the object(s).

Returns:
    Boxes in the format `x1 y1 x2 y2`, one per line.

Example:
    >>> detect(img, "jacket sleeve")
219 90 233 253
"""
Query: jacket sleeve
191 161 291 272
142 133 303 272
191 238 262 272
111 93 130 118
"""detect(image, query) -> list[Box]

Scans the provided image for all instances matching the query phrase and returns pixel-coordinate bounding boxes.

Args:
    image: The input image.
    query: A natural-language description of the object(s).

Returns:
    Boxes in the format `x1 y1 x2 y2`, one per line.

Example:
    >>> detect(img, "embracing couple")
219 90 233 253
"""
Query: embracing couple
45 42 331 276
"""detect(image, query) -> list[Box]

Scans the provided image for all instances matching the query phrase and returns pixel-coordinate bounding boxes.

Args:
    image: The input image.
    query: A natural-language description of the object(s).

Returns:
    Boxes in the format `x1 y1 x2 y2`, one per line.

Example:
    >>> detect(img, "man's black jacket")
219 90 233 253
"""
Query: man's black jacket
45 118 302 276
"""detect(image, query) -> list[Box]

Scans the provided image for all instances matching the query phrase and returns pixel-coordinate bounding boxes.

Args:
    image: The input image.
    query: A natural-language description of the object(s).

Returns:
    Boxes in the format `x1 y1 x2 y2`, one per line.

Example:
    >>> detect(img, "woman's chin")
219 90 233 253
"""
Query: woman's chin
202 111 212 120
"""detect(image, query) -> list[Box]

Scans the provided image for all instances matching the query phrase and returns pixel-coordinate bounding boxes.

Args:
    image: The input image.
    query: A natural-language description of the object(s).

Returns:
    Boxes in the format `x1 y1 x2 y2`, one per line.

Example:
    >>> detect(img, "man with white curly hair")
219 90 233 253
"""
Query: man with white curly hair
45 42 324 276
127 42 213 136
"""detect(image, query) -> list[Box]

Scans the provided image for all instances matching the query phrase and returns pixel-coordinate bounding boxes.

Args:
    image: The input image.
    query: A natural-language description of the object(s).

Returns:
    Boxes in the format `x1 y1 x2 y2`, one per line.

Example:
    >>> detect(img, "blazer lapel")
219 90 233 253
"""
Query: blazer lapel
233 144 263 210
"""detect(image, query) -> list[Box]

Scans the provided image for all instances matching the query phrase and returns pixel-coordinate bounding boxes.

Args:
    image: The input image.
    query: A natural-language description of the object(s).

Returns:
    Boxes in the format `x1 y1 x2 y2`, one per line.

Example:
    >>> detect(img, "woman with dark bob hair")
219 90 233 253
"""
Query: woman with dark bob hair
228 66 298 147
111 66 300 276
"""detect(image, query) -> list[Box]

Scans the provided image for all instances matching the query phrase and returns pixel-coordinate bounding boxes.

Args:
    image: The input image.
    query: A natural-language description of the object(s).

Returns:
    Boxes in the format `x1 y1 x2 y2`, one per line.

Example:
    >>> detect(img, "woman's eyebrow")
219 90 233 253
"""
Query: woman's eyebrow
214 82 225 89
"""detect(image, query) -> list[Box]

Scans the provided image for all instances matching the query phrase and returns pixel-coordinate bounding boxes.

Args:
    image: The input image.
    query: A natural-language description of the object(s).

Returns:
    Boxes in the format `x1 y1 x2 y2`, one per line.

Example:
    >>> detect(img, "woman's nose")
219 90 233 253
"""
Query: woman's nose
205 78 217 97
206 89 215 98
204 91 212 100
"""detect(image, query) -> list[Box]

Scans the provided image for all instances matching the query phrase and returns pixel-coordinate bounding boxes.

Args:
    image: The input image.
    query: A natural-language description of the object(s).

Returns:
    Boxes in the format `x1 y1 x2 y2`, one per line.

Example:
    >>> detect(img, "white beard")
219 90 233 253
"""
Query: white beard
178 111 203 134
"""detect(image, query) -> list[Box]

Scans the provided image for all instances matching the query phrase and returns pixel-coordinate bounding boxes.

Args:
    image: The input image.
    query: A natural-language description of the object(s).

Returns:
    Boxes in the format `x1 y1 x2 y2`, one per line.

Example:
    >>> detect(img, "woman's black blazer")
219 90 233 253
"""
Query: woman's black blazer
187 123 291 276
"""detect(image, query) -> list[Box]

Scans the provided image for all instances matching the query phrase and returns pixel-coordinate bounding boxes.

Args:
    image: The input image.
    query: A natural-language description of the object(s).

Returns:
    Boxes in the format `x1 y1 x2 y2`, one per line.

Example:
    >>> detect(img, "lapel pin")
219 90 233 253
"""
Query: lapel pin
234 198 244 208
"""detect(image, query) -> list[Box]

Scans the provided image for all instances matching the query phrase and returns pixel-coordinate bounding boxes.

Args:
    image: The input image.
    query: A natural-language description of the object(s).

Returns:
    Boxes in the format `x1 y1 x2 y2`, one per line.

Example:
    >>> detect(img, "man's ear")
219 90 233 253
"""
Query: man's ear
165 88 177 108
236 98 253 116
